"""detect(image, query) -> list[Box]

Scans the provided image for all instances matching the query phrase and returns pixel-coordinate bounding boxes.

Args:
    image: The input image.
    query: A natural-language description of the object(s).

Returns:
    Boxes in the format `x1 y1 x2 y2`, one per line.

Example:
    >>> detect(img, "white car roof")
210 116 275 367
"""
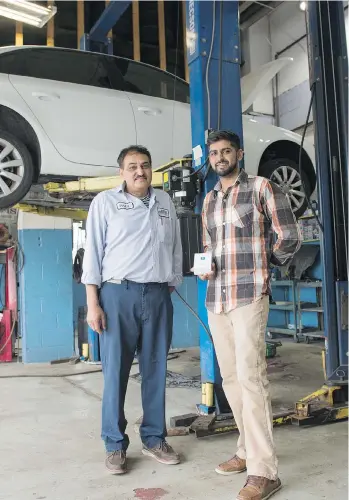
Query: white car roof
0 45 295 115
0 45 189 84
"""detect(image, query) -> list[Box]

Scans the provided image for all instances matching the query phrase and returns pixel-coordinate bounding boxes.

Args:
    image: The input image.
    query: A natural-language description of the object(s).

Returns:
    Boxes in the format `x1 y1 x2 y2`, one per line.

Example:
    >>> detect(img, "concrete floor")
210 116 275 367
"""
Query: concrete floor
0 343 347 500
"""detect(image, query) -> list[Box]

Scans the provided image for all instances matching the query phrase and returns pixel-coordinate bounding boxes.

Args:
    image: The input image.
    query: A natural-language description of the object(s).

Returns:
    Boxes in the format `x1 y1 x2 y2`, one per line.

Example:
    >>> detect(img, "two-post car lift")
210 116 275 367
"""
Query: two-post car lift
17 0 348 433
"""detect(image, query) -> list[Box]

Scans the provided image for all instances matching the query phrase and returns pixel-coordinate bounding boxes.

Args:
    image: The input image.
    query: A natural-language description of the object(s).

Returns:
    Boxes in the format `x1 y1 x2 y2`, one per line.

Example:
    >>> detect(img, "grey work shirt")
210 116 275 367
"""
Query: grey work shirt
81 183 183 288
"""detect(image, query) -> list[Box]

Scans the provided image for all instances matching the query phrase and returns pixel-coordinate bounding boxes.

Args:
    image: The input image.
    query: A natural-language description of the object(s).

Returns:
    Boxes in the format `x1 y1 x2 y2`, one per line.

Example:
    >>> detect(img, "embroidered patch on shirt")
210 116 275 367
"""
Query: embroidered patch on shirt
116 202 134 210
158 207 169 218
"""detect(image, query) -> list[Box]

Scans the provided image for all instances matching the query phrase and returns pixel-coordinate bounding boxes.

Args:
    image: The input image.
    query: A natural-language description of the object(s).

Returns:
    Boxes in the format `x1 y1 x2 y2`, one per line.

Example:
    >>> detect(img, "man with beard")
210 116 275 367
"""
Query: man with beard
82 145 182 474
198 130 301 500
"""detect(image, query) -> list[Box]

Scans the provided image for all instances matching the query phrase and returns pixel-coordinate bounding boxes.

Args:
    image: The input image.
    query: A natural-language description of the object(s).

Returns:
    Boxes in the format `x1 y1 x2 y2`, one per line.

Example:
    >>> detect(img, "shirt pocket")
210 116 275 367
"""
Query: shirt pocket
157 216 172 243
231 205 255 228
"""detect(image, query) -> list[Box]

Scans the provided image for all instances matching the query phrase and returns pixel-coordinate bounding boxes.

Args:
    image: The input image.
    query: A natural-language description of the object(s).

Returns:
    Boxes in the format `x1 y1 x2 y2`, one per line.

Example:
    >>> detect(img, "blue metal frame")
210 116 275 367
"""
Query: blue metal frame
307 1 348 384
185 0 243 413
81 0 131 54
89 1 130 43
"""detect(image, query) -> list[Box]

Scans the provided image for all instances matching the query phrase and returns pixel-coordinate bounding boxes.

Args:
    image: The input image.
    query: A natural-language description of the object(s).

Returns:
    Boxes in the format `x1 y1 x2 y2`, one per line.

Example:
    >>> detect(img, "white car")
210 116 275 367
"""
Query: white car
0 45 316 217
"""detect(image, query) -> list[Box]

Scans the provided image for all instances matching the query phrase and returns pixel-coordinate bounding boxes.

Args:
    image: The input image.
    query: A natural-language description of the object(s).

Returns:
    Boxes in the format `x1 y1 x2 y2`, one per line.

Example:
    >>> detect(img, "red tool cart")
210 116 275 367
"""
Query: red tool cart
0 247 17 362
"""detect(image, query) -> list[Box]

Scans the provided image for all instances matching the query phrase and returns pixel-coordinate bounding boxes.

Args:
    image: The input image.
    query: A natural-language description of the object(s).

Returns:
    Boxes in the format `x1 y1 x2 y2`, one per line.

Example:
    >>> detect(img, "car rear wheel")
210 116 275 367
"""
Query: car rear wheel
259 158 312 219
0 130 34 209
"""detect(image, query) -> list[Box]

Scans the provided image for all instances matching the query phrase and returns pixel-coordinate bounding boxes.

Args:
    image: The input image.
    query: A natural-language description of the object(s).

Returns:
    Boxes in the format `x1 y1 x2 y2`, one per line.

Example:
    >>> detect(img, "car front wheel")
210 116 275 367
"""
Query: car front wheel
259 158 312 219
0 130 34 209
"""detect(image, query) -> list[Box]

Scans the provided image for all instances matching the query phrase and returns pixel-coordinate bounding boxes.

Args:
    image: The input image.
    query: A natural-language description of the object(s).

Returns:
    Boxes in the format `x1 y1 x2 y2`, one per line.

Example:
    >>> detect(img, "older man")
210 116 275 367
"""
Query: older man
82 145 183 474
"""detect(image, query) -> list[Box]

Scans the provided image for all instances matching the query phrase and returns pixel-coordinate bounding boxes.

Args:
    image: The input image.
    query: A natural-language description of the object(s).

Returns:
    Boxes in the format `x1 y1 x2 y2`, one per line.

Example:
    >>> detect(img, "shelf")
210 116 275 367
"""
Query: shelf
270 302 295 311
298 281 322 288
300 306 324 313
268 327 297 335
301 239 320 245
271 280 294 287
300 328 325 338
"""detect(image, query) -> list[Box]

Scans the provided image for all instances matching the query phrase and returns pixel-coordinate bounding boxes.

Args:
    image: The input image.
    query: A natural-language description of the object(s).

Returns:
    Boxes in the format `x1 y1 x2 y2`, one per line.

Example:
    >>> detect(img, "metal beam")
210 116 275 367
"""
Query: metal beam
132 0 141 61
47 0 55 46
89 1 130 43
44 171 164 194
16 204 88 221
15 22 23 46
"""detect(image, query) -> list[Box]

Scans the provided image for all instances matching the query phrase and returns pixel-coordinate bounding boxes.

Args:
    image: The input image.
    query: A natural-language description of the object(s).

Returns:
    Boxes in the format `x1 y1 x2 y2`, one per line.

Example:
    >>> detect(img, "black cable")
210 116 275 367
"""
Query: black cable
201 162 212 184
175 289 214 343
15 240 25 274
299 84 324 232
179 157 210 180
217 0 223 129
73 248 85 283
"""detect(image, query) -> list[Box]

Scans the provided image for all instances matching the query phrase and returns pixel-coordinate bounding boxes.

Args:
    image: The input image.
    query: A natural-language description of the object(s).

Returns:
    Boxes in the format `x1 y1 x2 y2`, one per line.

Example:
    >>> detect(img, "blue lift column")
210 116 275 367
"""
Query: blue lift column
306 0 348 383
185 0 243 414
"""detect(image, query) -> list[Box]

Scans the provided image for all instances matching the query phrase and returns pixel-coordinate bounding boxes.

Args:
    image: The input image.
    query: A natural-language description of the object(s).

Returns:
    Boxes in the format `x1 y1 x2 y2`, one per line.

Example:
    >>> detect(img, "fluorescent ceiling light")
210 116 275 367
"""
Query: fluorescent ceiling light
0 1 57 28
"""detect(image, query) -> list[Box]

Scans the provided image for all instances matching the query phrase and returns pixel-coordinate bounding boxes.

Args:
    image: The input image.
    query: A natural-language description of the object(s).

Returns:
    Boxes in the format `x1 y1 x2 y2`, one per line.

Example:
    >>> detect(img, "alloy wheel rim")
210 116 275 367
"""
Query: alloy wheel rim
270 165 306 212
0 138 25 199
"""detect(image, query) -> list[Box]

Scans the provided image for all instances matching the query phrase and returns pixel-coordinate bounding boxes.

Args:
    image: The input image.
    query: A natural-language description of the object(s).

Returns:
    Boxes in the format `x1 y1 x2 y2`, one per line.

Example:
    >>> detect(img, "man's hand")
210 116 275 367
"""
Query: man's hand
191 262 216 281
169 286 175 294
87 303 106 335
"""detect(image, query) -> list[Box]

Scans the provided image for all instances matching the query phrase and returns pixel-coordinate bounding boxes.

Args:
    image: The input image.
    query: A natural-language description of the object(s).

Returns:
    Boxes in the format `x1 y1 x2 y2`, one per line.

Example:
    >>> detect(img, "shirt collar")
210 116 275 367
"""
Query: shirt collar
117 182 156 200
213 168 249 192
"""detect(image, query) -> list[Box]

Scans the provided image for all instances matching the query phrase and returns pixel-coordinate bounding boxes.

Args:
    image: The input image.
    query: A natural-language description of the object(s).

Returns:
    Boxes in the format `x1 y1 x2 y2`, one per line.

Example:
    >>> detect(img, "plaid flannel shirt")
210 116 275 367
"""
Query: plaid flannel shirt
202 169 301 314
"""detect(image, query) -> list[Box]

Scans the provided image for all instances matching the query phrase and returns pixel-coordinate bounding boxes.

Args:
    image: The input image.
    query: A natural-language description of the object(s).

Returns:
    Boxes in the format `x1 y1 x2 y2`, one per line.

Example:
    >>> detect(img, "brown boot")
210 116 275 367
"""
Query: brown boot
215 455 247 475
236 476 282 500
105 450 127 474
142 440 180 465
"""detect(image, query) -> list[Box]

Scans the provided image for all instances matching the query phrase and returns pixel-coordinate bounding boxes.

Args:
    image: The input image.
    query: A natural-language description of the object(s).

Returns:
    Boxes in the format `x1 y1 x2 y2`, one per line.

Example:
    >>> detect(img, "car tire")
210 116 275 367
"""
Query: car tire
259 158 312 219
0 129 34 209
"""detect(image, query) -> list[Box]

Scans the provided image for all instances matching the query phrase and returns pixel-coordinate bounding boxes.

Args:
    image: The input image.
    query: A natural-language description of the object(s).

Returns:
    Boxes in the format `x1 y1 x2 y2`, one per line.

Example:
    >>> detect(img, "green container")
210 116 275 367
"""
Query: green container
266 342 277 359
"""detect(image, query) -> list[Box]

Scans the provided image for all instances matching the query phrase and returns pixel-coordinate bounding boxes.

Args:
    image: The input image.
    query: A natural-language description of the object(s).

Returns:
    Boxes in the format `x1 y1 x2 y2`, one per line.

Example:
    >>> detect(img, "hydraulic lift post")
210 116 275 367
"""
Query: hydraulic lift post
290 0 348 425
306 0 348 384
185 0 243 416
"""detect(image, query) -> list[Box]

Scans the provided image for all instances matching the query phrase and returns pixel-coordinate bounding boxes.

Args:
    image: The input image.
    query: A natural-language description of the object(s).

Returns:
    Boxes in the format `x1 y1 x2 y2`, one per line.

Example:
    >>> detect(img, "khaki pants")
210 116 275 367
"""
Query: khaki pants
208 296 278 480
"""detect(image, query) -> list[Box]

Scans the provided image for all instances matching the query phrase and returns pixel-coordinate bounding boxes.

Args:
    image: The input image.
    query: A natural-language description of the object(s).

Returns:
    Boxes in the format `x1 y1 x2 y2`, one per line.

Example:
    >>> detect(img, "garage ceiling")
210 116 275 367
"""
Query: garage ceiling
0 1 284 78
239 1 283 30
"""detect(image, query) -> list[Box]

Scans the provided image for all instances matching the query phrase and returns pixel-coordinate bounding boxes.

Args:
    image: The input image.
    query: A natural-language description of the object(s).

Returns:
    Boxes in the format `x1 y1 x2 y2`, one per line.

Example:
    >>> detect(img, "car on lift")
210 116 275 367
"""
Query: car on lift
0 45 316 217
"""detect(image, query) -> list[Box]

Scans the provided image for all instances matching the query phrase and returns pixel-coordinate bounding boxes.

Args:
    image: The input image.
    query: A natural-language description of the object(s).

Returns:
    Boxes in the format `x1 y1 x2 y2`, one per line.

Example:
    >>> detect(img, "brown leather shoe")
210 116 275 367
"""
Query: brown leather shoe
142 440 180 465
236 476 281 500
215 455 247 475
105 450 127 474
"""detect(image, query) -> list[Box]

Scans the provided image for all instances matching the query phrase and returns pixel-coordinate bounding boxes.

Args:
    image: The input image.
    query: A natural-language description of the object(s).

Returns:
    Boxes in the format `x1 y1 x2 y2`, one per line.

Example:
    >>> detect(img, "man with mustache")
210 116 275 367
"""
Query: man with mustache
199 130 301 500
82 145 183 474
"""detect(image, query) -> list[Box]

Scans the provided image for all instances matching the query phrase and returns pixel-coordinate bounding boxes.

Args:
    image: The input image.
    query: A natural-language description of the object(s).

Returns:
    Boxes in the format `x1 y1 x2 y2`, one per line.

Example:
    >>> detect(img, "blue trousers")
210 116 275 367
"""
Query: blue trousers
99 281 173 452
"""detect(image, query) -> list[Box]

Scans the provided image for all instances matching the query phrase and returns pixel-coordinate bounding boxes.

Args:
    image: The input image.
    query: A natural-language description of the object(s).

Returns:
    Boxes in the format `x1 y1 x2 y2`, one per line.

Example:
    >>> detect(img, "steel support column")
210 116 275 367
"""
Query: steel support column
306 0 348 384
185 0 243 414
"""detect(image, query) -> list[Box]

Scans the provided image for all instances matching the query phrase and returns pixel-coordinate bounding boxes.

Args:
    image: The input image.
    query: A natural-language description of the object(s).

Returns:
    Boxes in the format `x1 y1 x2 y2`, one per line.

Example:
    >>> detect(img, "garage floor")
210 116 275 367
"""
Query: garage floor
0 343 347 500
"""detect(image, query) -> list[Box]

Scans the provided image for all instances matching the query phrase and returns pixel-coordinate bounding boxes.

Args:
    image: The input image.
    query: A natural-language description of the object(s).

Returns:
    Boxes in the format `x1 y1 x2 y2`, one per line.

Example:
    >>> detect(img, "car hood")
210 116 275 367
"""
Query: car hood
241 57 293 113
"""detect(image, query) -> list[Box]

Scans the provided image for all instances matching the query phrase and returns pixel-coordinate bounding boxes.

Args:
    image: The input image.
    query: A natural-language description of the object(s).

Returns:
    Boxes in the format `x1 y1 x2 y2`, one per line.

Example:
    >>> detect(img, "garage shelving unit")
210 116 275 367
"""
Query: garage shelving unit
297 281 324 344
267 228 323 342
267 278 324 343
267 280 299 342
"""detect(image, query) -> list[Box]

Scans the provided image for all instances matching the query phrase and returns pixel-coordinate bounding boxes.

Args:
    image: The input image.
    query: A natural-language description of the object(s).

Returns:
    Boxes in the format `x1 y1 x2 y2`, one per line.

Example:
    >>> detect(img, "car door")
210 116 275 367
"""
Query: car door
108 57 190 168
7 47 136 167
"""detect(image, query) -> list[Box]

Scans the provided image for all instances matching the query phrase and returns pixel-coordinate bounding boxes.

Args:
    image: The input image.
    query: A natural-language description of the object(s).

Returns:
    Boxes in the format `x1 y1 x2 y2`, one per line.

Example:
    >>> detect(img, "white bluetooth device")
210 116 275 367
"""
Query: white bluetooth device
192 252 212 276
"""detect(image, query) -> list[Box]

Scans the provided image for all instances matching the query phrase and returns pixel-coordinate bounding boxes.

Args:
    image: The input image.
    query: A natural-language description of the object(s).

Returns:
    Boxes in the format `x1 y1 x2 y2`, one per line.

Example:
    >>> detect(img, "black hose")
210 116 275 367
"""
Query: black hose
299 84 323 232
73 248 85 283
217 0 223 129
174 289 213 343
